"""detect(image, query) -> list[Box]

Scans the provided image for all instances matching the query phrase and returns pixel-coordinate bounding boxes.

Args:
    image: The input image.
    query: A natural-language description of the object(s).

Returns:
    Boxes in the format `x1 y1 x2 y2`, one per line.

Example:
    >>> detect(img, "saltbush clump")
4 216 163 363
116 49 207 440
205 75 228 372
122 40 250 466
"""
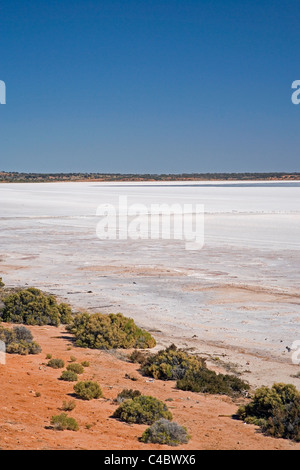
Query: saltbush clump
60 370 78 382
50 413 79 431
66 363 84 374
0 325 41 355
0 277 4 288
115 388 142 404
140 419 191 446
47 358 65 369
0 288 73 326
237 383 300 441
142 345 249 397
73 381 103 400
61 400 76 412
58 303 73 325
113 395 172 425
67 312 156 350
13 326 33 342
177 368 250 397
81 361 90 367
141 344 206 380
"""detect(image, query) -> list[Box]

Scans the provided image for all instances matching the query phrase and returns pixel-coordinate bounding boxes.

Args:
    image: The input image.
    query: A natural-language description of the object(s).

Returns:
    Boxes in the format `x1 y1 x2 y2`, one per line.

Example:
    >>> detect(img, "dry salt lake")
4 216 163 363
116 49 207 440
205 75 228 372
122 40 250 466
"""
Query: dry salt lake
0 181 300 386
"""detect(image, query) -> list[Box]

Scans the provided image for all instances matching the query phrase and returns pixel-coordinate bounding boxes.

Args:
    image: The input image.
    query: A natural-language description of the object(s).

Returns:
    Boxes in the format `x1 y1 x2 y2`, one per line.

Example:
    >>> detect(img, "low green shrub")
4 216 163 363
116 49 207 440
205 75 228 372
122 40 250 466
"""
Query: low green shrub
73 381 103 400
67 312 156 350
50 413 79 431
6 340 41 355
60 370 78 382
141 344 206 380
0 325 33 344
115 389 142 404
0 277 4 288
142 344 249 397
47 358 65 369
85 423 94 430
237 383 300 441
140 419 191 446
177 368 249 397
0 288 73 326
66 363 84 374
61 400 76 412
81 361 90 367
113 395 172 425
13 326 34 342
0 325 41 355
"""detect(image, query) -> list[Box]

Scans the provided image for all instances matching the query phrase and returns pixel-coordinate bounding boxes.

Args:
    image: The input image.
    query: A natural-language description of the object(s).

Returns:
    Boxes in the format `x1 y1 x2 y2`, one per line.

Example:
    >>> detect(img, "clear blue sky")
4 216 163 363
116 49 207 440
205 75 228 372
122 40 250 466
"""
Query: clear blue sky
0 0 299 173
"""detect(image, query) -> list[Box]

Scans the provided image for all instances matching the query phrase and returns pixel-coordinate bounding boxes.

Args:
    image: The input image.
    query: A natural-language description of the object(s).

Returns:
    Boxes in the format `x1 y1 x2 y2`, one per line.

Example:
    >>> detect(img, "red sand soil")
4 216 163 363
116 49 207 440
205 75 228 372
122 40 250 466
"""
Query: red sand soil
0 324 299 451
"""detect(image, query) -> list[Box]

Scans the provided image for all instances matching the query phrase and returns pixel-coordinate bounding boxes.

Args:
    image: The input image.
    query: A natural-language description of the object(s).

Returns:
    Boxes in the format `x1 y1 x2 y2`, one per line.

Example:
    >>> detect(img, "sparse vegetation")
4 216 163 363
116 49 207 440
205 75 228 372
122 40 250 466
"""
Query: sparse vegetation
140 419 191 446
73 381 103 400
0 288 73 326
60 370 78 382
113 395 173 425
0 325 41 355
47 358 65 369
61 400 76 412
85 423 95 430
66 363 84 374
81 361 90 367
237 383 300 441
67 312 156 349
50 413 79 431
1 171 299 184
4 279 292 446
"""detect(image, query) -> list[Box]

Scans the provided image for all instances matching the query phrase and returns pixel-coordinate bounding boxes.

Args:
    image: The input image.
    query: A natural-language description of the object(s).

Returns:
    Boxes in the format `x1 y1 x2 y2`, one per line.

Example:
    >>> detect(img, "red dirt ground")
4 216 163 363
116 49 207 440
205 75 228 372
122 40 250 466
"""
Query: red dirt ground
0 324 299 450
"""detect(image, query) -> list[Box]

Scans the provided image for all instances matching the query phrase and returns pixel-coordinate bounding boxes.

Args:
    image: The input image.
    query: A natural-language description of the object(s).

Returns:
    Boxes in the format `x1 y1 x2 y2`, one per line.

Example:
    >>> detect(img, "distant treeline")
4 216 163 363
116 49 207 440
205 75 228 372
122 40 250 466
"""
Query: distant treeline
0 171 300 183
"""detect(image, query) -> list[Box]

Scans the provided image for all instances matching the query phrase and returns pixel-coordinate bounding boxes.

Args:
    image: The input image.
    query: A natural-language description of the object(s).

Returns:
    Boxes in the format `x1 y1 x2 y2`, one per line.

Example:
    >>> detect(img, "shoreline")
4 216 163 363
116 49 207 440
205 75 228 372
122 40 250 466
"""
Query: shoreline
2 274 300 391
71 297 300 391
4 277 299 391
